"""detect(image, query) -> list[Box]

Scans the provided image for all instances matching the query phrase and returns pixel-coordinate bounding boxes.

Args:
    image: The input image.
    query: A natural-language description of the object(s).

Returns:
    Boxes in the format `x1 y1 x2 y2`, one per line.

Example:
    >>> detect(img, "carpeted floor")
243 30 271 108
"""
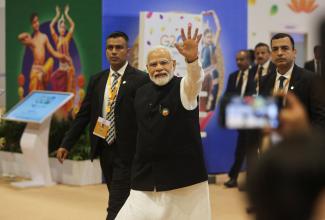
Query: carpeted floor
0 174 253 220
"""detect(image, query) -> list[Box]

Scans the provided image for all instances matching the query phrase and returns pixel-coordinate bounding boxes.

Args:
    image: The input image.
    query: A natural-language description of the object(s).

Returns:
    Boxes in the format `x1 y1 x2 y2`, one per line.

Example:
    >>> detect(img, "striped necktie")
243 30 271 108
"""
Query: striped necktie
105 72 121 145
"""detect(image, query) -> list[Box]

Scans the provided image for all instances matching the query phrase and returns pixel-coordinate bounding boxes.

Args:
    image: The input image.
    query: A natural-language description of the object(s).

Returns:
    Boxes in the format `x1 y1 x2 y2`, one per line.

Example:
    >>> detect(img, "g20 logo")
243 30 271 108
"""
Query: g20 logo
160 34 182 47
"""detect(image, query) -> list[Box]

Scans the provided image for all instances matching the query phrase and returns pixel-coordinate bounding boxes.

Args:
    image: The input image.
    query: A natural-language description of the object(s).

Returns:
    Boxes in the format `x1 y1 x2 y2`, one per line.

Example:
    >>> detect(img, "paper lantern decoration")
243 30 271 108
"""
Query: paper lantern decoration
77 74 85 88
17 73 25 86
18 87 24 99
78 88 85 100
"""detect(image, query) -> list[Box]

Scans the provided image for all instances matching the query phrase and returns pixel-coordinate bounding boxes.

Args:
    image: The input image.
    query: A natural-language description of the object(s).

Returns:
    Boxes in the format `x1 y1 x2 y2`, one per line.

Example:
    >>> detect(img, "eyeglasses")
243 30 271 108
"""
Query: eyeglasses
148 59 172 68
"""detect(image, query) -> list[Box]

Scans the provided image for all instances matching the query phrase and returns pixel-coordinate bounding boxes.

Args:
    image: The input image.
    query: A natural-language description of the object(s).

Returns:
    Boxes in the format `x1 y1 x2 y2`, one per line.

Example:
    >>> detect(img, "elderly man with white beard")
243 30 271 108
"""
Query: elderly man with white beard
115 25 211 220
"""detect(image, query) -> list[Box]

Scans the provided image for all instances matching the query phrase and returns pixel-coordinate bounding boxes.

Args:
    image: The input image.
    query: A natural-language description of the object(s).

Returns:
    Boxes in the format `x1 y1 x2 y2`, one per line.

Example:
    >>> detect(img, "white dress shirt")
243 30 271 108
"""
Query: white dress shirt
261 59 271 76
274 64 294 95
235 69 249 97
102 61 128 117
180 59 204 110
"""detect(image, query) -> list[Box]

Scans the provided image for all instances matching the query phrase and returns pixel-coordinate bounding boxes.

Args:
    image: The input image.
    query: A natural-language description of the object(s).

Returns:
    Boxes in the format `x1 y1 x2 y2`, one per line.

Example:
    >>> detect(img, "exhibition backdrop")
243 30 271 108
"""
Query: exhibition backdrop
6 0 102 116
6 0 247 173
102 0 247 173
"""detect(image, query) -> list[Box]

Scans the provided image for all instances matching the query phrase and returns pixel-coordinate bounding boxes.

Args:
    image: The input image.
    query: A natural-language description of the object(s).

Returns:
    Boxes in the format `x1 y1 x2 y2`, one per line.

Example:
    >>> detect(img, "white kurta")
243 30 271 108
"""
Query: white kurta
116 60 210 220
116 181 211 220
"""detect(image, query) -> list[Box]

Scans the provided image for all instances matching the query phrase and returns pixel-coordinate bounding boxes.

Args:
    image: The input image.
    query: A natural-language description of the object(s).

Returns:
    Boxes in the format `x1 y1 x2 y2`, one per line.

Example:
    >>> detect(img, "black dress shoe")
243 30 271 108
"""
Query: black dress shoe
246 206 256 214
224 178 238 188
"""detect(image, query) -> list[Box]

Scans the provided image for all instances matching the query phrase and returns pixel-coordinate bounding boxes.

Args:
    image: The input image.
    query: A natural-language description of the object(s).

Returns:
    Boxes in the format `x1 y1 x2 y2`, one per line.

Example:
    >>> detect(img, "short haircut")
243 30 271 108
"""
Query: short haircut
247 49 255 63
248 133 325 220
106 31 129 43
255 42 270 52
237 49 249 59
271 33 295 49
314 45 322 53
30 12 38 23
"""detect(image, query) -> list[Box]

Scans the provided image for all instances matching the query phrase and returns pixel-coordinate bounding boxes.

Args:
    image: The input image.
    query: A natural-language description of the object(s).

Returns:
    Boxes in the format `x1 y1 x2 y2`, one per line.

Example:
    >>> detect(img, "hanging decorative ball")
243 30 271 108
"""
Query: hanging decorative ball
17 73 25 86
79 88 85 100
77 74 85 88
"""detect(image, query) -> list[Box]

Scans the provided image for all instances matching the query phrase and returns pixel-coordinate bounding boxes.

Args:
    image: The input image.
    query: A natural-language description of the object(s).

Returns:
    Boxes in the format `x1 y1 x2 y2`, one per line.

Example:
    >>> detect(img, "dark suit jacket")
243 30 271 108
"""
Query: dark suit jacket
248 62 276 95
61 64 149 162
250 62 276 79
225 69 256 96
304 60 315 72
260 64 325 128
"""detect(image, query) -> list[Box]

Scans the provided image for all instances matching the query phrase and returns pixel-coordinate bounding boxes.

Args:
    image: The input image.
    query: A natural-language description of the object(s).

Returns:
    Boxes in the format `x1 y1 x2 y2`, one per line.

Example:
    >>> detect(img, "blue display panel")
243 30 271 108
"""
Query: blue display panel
2 91 73 123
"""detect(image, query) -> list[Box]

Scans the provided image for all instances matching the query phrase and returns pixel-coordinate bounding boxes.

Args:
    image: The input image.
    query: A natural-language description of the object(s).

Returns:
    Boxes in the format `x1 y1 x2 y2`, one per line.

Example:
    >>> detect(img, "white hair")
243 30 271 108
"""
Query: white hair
146 45 173 64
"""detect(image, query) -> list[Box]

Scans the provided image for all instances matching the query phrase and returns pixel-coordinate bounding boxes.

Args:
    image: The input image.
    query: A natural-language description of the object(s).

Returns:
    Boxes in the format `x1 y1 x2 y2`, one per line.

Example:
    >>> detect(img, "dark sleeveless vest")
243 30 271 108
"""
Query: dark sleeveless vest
132 77 207 191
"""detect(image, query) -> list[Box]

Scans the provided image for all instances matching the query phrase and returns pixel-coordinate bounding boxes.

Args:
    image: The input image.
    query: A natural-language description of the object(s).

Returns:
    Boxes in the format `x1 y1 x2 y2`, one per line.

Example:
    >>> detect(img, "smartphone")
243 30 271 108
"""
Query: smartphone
220 95 280 129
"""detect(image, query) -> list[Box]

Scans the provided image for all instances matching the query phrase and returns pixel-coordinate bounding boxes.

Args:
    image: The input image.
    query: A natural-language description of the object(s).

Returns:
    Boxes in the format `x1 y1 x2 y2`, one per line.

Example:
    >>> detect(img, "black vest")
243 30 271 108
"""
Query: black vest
132 77 207 191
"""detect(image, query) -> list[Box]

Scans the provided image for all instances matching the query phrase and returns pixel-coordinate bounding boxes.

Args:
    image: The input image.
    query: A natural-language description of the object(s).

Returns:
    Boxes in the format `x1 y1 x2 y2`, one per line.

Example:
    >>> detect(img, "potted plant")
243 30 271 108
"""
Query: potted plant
0 118 101 185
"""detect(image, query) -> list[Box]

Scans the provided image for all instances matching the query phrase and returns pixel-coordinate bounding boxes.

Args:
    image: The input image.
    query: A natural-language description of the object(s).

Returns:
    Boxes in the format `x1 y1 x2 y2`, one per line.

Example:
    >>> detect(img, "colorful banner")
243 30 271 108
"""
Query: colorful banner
138 11 202 77
6 0 101 118
102 0 247 173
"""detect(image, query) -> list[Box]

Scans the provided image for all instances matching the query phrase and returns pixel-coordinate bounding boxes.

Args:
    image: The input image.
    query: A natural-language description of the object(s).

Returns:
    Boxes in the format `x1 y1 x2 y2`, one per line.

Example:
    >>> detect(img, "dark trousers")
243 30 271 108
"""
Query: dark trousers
99 140 131 220
228 130 261 180
228 130 247 180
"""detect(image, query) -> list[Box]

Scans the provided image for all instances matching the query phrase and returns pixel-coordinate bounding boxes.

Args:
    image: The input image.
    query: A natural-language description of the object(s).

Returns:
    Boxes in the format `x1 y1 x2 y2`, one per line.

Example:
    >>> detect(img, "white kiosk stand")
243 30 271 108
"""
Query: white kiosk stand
2 91 73 188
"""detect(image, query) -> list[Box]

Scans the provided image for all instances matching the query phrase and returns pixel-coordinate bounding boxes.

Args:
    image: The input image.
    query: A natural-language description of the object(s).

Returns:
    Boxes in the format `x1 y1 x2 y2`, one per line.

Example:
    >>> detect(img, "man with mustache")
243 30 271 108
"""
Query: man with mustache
260 33 325 131
56 31 148 219
250 42 276 95
223 50 256 189
116 25 211 220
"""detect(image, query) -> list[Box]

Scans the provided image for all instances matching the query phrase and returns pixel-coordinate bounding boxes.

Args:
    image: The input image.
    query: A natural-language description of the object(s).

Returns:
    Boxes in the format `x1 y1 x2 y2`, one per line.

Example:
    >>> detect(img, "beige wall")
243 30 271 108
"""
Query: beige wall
248 0 324 61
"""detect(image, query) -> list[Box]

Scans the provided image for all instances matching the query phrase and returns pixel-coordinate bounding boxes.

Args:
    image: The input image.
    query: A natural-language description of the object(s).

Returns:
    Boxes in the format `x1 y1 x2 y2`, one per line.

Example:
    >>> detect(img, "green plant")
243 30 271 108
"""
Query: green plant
0 118 91 160
0 120 25 152
49 117 91 160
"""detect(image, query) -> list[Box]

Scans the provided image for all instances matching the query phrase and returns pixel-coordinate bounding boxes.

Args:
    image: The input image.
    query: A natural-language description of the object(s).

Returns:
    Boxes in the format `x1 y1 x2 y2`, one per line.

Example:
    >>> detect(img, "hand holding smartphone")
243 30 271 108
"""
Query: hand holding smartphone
220 95 281 129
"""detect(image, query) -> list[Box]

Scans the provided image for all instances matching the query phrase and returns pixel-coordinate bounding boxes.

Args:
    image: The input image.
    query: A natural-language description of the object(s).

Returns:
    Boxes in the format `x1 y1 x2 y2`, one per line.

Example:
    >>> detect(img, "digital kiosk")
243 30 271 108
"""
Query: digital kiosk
2 91 73 187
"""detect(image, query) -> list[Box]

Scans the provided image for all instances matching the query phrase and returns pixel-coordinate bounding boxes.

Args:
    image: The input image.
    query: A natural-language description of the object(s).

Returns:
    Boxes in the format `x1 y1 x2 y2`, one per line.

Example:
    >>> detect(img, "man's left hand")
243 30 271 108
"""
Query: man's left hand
175 25 202 63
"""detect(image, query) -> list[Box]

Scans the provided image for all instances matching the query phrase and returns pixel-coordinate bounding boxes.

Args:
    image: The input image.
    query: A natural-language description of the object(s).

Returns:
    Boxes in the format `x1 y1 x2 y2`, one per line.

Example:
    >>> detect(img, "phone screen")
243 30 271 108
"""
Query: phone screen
225 96 279 129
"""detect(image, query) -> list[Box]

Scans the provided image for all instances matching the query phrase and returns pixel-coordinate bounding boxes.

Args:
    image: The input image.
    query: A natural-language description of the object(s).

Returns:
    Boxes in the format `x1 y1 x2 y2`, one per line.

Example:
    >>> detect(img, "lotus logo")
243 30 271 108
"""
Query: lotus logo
288 0 318 13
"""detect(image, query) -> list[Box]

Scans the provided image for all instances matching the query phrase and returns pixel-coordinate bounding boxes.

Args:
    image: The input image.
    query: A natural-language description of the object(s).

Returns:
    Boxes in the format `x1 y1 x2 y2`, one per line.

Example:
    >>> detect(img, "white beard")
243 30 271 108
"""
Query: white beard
150 72 174 86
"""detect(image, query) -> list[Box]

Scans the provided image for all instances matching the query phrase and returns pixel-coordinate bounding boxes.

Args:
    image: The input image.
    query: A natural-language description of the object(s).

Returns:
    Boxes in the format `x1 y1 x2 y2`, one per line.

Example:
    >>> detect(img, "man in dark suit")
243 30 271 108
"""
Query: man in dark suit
250 42 276 95
304 45 322 75
56 31 148 220
260 33 325 130
224 50 253 96
223 50 257 188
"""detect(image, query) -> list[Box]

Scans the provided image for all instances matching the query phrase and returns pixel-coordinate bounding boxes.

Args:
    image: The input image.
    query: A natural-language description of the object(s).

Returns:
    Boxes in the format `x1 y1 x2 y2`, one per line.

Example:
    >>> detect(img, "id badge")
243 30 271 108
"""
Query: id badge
93 117 110 139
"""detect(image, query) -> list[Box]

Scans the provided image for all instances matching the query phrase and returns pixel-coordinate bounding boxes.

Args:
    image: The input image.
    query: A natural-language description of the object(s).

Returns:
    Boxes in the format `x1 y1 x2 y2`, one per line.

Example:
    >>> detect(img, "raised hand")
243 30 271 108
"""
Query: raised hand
202 10 214 16
175 25 202 63
55 6 60 17
64 5 70 15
